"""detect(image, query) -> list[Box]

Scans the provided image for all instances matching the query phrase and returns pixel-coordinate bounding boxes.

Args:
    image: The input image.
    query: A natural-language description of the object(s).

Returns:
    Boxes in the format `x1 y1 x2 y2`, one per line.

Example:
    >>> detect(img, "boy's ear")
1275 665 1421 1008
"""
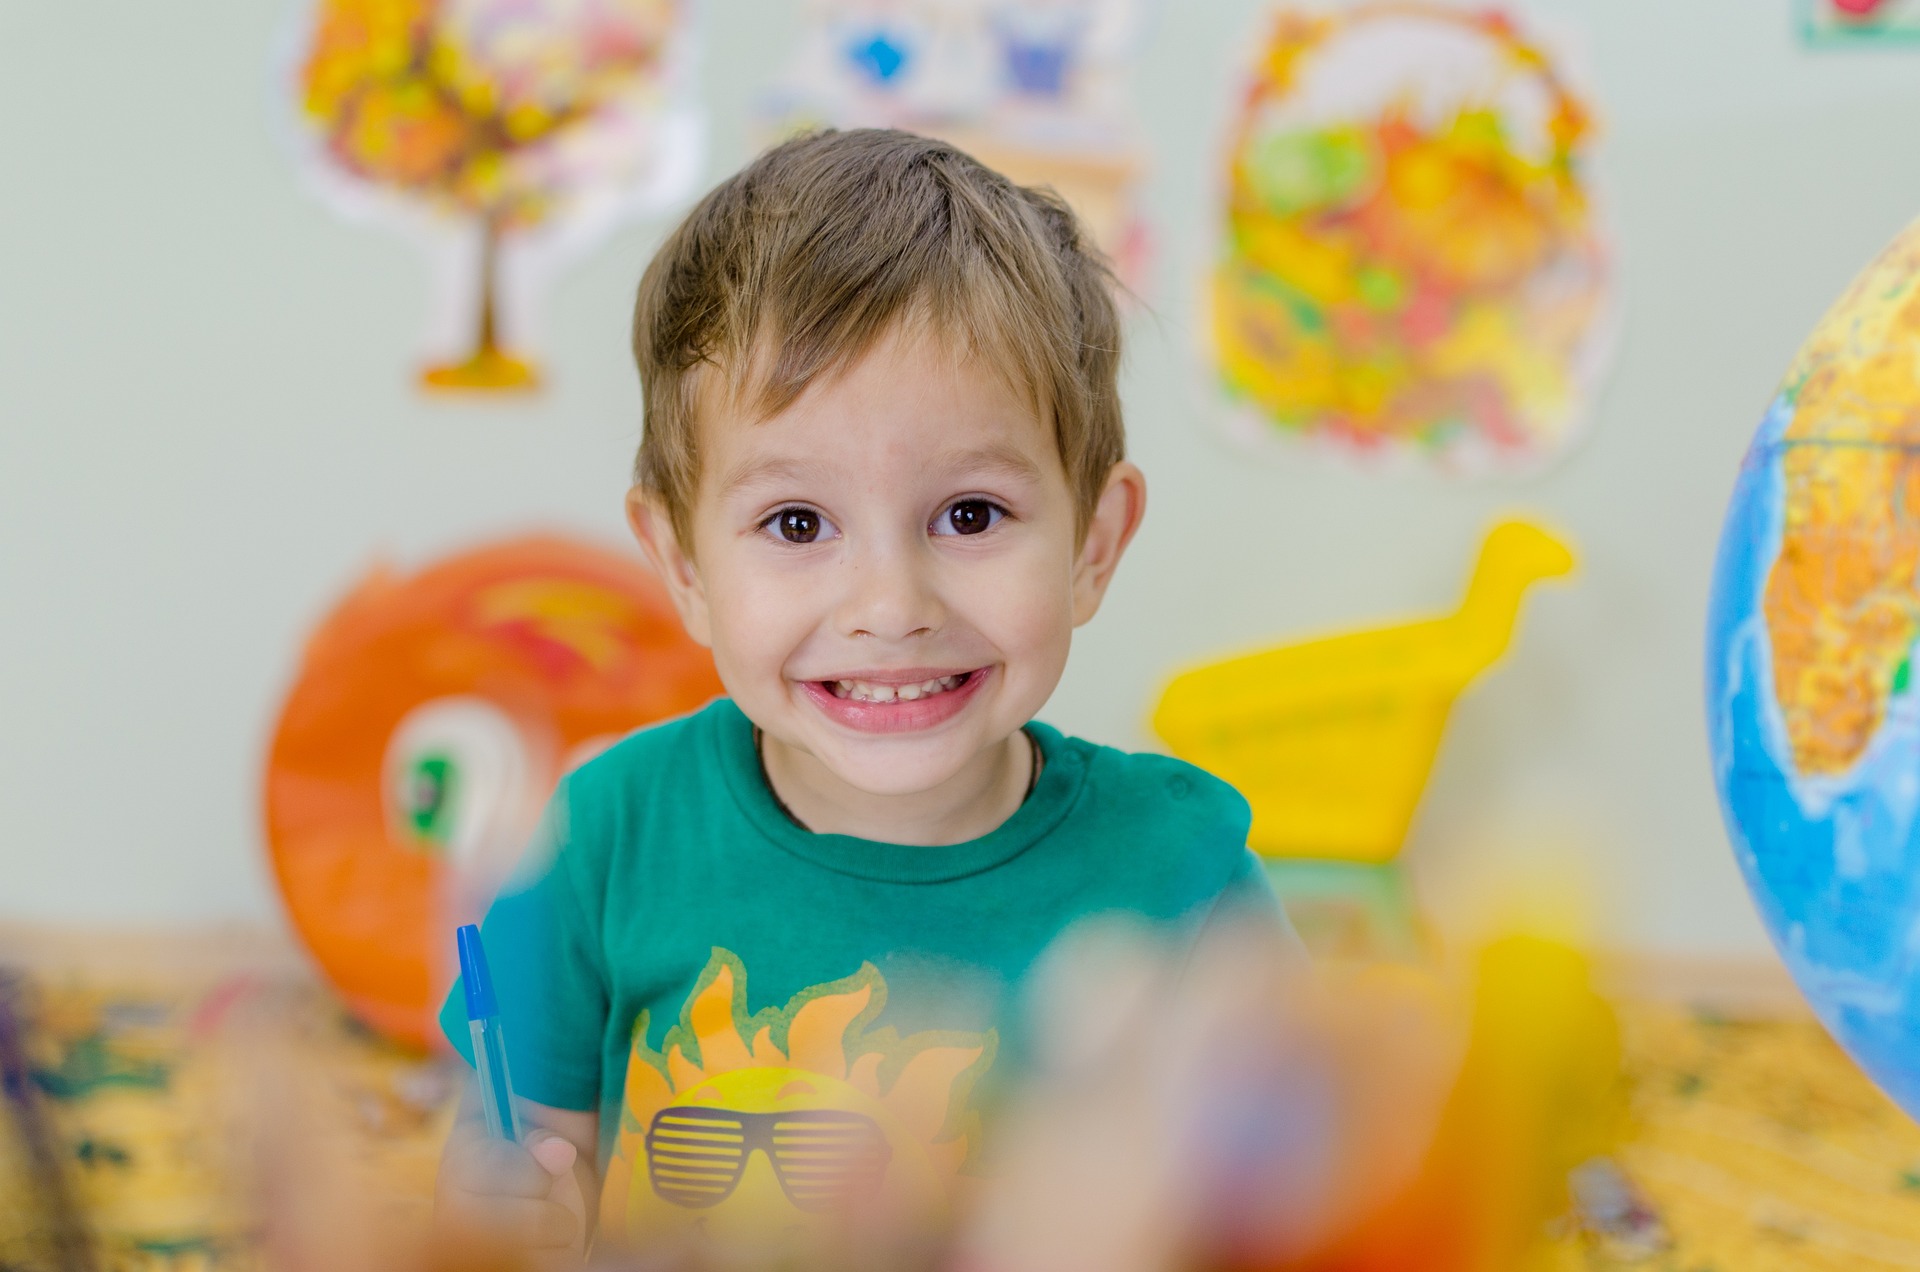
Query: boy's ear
626 487 712 647
1072 461 1147 626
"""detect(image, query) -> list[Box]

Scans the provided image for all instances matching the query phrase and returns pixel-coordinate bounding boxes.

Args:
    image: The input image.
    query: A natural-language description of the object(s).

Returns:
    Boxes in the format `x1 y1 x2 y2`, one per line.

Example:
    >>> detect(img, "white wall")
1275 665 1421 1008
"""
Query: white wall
6 0 1920 956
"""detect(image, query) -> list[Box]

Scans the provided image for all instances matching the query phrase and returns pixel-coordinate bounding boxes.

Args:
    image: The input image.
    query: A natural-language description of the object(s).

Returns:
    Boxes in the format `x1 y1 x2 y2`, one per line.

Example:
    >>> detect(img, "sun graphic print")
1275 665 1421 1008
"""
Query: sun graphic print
598 950 996 1252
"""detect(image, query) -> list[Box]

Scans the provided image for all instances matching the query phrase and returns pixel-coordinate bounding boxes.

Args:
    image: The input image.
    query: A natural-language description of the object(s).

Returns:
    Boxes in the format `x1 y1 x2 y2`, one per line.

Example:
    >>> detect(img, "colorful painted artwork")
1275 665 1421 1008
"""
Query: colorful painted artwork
286 0 702 391
1210 4 1615 471
264 537 721 1049
1801 0 1920 44
22 950 1920 1269
0 966 464 1269
765 0 1152 286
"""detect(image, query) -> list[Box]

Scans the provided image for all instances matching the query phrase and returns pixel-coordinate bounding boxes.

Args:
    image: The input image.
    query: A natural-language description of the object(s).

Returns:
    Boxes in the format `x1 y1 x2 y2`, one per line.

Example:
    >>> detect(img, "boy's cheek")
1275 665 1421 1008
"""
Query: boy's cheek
706 578 822 676
954 555 1075 647
702 550 811 620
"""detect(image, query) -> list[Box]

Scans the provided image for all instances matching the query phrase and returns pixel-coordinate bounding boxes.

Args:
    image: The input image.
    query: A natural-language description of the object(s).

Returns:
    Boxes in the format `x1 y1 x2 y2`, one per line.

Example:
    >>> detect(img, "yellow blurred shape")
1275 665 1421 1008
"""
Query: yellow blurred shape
1315 934 1621 1272
1152 520 1574 862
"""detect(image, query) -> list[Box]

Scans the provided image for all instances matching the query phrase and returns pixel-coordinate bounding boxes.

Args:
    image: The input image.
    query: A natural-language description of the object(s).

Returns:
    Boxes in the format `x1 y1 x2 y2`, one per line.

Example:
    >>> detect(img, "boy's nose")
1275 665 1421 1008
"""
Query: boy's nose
834 544 946 642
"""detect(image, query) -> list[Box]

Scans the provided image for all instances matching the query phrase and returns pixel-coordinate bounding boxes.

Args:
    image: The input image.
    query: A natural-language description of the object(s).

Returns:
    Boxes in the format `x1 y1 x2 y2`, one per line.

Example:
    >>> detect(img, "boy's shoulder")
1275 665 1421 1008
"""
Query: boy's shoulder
1032 722 1255 892
1042 723 1249 824
548 697 735 841
568 696 732 790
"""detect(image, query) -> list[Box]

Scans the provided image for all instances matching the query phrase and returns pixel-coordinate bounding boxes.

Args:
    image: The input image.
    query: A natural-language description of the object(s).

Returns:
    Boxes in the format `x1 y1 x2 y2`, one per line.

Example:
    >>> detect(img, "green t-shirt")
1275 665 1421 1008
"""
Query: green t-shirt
440 697 1281 1238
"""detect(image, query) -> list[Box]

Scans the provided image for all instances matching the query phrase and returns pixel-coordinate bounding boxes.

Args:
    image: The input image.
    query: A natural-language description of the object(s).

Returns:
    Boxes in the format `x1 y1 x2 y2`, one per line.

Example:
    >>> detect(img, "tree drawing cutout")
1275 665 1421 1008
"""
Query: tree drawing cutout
292 0 700 392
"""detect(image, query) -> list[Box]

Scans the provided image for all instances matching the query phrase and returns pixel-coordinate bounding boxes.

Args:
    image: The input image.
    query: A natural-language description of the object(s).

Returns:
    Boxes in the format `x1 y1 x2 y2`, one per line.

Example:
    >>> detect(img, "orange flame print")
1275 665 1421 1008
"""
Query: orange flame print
600 950 995 1251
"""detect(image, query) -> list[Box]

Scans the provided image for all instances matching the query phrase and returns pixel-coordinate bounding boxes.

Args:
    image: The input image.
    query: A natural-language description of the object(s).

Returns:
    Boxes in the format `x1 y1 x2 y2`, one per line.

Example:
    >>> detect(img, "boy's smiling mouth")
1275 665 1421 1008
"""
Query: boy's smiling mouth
796 667 991 733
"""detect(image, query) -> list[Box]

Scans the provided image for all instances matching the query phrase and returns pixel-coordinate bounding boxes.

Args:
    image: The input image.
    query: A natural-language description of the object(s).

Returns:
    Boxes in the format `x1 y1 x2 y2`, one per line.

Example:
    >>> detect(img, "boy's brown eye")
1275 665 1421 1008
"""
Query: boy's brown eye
778 509 821 543
945 500 997 536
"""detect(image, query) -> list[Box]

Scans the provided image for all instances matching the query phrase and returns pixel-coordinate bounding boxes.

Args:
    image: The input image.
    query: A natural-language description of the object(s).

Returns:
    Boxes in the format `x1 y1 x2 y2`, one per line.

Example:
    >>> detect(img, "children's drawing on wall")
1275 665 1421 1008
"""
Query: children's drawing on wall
1800 0 1920 44
284 0 702 392
764 0 1153 289
1209 4 1615 473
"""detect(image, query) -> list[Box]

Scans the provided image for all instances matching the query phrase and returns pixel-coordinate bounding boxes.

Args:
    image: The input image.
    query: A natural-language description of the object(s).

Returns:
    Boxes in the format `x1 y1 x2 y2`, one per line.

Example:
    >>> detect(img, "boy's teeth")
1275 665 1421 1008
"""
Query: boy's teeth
829 674 964 703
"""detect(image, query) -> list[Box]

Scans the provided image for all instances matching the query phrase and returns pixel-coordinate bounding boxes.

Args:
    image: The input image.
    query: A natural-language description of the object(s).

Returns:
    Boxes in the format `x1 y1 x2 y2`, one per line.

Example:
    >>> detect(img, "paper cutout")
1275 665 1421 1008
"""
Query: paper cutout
1152 520 1573 862
1800 0 1920 44
1210 4 1615 472
764 0 1152 287
285 0 703 392
263 536 722 1049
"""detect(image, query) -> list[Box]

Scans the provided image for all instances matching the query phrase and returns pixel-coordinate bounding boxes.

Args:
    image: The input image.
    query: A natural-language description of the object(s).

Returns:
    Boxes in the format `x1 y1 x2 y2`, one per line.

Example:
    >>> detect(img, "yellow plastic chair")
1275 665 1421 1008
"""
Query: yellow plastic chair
1152 520 1574 864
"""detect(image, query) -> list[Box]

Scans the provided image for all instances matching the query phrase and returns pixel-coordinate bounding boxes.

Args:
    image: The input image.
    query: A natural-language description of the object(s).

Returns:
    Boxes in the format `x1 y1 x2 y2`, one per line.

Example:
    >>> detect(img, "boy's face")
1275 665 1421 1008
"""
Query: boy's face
633 322 1143 802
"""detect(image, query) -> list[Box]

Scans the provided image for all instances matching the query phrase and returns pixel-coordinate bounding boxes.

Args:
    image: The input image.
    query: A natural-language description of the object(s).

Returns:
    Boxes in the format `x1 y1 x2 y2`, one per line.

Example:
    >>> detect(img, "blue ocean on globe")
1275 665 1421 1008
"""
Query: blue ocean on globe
1707 392 1920 1120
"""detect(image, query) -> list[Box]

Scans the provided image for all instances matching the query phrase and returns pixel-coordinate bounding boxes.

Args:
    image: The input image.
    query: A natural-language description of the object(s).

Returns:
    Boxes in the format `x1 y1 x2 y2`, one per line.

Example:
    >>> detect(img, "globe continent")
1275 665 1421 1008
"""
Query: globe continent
1708 219 1920 1120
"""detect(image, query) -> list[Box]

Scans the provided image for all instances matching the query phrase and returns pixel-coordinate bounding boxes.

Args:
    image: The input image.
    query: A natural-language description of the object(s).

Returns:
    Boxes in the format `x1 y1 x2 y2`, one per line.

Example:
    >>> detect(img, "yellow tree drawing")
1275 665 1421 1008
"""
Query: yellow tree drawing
297 0 688 391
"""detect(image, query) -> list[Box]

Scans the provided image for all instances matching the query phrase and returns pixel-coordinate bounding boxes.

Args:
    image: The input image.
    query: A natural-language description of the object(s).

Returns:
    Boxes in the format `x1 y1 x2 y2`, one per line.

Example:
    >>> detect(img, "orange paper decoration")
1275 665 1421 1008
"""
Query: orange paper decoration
263 536 721 1049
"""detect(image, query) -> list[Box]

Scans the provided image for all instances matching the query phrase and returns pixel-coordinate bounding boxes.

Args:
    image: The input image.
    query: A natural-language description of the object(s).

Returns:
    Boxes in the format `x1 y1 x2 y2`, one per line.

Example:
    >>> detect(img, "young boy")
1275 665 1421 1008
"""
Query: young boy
435 128 1286 1265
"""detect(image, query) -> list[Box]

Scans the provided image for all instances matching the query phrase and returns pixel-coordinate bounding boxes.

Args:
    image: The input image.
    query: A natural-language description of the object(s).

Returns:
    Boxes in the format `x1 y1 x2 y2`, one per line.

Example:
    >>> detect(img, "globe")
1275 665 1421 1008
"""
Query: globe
1707 218 1920 1120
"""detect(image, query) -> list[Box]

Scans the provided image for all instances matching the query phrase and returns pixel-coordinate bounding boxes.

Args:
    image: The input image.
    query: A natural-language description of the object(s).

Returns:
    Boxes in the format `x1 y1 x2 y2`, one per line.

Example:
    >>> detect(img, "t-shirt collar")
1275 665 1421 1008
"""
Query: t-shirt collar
707 698 1084 883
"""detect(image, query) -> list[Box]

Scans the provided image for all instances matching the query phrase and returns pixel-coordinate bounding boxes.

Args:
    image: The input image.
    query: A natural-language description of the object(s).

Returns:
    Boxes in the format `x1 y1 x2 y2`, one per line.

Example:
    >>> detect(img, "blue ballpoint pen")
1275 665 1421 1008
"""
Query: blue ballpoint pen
458 924 523 1142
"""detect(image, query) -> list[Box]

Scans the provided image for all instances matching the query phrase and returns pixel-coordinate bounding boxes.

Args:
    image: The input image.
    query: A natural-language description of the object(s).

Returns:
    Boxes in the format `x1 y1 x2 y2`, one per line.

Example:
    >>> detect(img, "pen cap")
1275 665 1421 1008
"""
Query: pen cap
457 924 498 1019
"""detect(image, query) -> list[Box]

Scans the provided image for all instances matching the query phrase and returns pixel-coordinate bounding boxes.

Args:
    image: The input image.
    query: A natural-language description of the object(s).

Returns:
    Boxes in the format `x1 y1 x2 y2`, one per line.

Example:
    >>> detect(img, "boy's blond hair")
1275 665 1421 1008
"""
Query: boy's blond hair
631 128 1124 548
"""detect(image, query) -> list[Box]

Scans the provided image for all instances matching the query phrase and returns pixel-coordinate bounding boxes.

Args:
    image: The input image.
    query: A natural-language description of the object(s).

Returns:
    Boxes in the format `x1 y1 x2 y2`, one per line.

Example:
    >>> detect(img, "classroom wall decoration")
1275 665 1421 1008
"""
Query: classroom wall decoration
1800 0 1920 45
1152 519 1573 961
1210 4 1615 472
764 0 1152 286
286 0 702 392
263 536 721 1049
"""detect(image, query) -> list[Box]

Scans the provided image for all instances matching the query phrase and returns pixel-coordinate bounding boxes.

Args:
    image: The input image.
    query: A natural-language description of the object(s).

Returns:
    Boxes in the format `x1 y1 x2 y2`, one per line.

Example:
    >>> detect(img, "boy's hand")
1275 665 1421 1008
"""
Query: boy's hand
436 1089 594 1270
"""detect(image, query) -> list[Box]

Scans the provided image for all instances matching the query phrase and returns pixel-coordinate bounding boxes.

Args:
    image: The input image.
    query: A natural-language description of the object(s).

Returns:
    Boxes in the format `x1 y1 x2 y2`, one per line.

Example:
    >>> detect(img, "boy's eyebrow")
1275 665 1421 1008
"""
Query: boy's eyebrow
937 441 1047 483
718 455 820 495
718 442 1047 495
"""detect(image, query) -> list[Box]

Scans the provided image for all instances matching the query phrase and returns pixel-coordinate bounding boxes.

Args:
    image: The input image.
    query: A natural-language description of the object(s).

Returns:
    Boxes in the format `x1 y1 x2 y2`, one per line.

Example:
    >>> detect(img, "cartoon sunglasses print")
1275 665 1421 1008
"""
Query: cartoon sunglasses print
645 1106 892 1212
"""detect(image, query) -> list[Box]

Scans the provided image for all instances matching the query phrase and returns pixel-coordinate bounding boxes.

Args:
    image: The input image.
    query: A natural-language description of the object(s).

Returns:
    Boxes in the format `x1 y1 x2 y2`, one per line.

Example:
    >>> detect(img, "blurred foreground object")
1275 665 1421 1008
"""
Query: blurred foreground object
285 0 702 391
1209 3 1615 472
1706 213 1920 1127
10 975 246 1267
0 947 459 1270
11 926 1920 1269
203 981 473 1272
0 973 97 1272
959 923 1622 1272
1273 936 1624 1272
1154 520 1573 957
264 536 721 1049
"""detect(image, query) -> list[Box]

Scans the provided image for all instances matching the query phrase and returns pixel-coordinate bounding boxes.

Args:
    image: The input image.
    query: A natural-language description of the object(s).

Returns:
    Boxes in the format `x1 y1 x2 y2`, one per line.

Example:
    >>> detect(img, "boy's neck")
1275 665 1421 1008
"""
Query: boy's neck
757 730 1035 846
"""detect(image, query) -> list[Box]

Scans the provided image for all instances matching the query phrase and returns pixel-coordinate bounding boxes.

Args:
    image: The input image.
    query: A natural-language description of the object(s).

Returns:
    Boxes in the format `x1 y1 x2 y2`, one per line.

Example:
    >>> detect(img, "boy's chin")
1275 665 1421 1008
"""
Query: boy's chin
811 736 989 800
